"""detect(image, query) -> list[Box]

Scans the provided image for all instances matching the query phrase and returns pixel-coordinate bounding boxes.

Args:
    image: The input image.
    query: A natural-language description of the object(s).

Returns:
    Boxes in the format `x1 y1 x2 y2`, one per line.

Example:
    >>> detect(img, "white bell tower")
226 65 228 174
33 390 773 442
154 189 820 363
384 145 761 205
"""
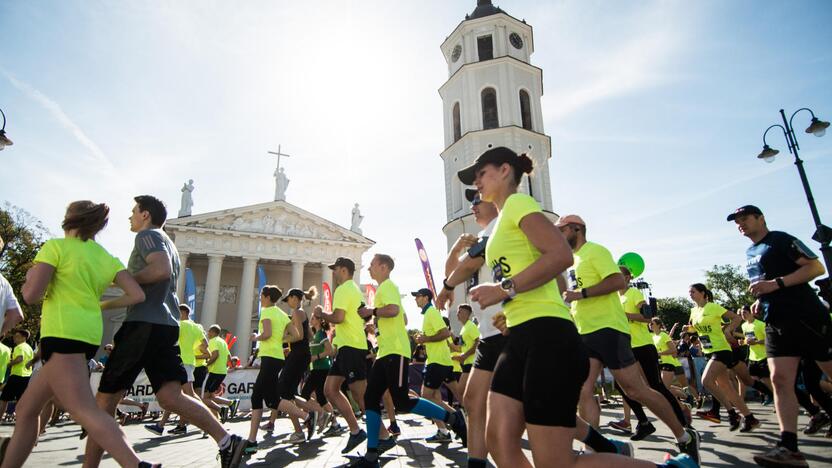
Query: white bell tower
440 1 555 253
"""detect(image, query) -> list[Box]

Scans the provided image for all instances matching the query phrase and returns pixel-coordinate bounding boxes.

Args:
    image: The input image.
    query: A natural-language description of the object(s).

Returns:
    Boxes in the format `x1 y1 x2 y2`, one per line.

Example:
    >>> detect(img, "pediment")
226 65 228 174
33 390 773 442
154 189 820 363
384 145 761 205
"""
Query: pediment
166 201 373 245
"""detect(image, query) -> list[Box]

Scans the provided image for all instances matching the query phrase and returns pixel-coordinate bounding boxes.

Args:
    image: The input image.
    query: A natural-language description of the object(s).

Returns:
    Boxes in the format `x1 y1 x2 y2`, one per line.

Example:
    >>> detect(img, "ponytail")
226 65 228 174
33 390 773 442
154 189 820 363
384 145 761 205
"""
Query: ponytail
511 153 534 185
261 285 282 303
304 286 318 301
690 283 713 303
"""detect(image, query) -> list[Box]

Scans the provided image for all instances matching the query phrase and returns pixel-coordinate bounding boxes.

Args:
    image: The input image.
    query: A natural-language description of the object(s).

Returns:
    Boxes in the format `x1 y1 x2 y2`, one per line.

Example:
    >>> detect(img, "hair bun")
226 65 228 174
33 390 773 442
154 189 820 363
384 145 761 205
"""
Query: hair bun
516 153 534 174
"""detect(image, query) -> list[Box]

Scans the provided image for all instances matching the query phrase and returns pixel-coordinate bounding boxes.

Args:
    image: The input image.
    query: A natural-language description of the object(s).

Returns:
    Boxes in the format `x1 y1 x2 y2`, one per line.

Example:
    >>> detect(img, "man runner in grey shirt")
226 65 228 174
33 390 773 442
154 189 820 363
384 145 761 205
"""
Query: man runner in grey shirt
83 195 246 468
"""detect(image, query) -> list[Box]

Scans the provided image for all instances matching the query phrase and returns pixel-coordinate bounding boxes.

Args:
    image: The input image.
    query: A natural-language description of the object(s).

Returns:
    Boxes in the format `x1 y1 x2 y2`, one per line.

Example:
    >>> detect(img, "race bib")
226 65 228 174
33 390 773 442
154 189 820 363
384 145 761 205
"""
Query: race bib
700 335 713 350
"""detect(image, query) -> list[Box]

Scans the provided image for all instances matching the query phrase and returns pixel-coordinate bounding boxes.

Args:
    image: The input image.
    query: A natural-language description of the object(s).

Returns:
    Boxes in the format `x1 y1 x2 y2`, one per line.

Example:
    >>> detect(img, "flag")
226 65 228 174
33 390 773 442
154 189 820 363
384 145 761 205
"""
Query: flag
366 284 376 307
256 264 267 318
184 268 197 321
322 282 333 312
415 238 437 299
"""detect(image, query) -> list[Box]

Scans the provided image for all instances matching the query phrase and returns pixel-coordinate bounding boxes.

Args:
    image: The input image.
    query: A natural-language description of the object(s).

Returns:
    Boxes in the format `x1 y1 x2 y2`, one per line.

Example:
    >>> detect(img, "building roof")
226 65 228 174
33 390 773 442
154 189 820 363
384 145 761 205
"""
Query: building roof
466 0 503 20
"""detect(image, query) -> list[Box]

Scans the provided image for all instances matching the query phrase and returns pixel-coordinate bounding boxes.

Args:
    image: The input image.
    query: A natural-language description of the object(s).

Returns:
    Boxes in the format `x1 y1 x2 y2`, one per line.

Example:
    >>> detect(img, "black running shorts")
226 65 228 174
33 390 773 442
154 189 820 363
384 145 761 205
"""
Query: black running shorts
204 372 226 394
765 315 832 361
748 359 770 379
98 322 187 394
0 375 29 402
491 316 589 427
581 328 637 370
40 337 98 362
251 356 283 410
192 366 207 390
473 334 507 372
278 351 310 400
328 346 368 383
422 364 454 390
708 350 738 369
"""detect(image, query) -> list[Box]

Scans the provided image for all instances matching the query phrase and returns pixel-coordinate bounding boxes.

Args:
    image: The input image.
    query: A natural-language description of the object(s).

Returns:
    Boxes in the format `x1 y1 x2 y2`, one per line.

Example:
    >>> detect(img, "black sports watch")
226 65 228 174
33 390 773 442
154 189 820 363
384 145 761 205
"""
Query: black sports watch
500 278 517 298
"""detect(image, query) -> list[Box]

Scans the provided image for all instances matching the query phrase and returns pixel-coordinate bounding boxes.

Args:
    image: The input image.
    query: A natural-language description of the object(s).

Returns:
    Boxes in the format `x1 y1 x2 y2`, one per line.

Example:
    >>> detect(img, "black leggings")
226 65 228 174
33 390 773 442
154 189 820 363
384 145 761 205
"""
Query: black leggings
616 344 687 427
364 355 418 413
251 357 283 410
300 369 329 406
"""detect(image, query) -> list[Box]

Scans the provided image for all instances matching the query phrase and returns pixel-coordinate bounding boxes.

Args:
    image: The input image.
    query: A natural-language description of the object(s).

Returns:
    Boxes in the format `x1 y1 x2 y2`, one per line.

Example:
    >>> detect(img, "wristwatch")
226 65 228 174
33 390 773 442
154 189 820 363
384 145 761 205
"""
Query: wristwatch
500 279 517 298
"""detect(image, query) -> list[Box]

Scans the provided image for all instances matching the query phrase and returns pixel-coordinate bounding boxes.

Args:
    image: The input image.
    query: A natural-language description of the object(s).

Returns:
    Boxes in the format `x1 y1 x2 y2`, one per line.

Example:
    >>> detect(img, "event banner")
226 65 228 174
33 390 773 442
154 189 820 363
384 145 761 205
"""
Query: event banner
322 282 332 312
414 238 437 299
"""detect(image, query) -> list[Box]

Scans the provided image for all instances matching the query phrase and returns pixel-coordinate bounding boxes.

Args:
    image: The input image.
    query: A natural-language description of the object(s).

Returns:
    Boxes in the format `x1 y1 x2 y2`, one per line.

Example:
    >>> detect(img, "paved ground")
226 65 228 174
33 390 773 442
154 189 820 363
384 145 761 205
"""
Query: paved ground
2 401 831 467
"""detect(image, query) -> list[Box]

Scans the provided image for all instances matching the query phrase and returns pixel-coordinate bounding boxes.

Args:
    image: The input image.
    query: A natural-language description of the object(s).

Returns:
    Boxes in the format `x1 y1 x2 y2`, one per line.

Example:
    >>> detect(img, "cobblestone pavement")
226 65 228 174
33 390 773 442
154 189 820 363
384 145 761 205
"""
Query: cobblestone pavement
1 401 831 467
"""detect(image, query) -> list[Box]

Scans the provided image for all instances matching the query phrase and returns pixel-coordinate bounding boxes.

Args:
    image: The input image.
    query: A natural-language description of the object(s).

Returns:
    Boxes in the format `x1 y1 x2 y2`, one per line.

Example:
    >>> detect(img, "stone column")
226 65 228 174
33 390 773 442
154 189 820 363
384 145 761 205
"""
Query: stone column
291 260 305 289
320 264 332 307
202 254 224 327
234 257 258 365
176 251 189 303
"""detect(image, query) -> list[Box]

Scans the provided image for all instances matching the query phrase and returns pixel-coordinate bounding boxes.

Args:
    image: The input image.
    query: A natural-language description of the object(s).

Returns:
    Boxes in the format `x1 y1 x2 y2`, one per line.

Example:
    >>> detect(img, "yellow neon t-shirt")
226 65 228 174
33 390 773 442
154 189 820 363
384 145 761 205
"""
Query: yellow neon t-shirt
690 302 730 354
258 305 291 359
422 306 453 366
11 342 33 377
208 336 230 375
621 288 652 348
485 194 572 327
653 331 681 366
178 320 204 366
742 319 767 362
332 280 368 351
569 241 630 336
374 279 411 359
0 343 10 384
449 337 462 372
34 237 126 346
193 335 207 368
460 320 480 366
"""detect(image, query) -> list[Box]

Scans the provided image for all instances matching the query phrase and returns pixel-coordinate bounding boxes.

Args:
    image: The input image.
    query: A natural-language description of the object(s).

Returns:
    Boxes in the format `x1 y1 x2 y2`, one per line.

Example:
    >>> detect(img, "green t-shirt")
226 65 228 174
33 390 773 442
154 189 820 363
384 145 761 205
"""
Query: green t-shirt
742 319 767 362
208 336 230 375
310 329 332 370
570 241 630 336
34 237 125 346
621 288 652 348
178 320 204 366
11 342 33 377
374 279 411 359
0 343 10 384
258 305 290 360
332 280 368 351
485 194 572 327
460 320 480 366
422 305 453 366
690 302 730 354
449 337 462 372
653 331 681 366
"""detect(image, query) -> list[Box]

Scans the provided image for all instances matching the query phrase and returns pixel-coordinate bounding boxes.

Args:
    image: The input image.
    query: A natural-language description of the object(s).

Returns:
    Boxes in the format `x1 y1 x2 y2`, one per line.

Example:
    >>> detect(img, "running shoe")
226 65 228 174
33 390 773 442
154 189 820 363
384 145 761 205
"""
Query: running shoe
261 422 274 432
244 440 258 454
630 422 656 441
230 400 240 419
802 412 830 435
677 427 700 465
728 411 740 431
610 438 634 457
752 446 808 467
144 423 164 436
695 409 720 424
220 407 229 423
288 431 306 444
387 422 401 437
323 423 347 437
347 455 380 468
304 411 318 440
608 419 633 435
661 453 697 468
169 424 188 435
448 410 467 447
341 429 367 453
217 434 246 468
825 424 832 439
377 436 397 454
425 431 452 443
740 414 760 433
317 412 332 433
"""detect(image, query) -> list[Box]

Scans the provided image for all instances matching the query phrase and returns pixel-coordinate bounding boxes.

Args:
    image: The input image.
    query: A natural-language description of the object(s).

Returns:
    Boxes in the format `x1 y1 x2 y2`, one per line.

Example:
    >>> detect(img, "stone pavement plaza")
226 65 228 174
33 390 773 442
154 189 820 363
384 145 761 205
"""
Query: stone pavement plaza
2 401 830 467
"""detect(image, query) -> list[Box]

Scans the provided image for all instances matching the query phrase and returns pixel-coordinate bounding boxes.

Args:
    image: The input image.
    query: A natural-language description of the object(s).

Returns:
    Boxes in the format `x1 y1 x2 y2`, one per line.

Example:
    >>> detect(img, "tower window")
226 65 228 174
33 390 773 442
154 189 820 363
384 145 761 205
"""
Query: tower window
477 35 493 61
481 88 498 130
519 90 532 130
452 102 461 142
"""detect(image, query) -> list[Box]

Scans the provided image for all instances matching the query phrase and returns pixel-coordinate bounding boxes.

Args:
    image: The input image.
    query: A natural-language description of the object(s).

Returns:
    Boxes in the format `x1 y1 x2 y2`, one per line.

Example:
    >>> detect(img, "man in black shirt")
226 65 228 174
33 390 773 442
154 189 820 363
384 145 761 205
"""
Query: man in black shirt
729 205 832 467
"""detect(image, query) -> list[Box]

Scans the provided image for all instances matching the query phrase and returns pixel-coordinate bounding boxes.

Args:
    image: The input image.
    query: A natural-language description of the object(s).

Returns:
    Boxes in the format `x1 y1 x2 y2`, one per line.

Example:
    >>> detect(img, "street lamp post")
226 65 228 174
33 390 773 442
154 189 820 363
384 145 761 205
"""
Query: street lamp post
0 108 13 150
758 108 832 285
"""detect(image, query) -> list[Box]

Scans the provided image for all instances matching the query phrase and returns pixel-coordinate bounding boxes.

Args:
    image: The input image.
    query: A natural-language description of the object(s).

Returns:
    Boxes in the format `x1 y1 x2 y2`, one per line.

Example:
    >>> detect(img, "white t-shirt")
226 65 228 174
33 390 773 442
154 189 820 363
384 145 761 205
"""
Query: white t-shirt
467 218 501 339
0 273 21 326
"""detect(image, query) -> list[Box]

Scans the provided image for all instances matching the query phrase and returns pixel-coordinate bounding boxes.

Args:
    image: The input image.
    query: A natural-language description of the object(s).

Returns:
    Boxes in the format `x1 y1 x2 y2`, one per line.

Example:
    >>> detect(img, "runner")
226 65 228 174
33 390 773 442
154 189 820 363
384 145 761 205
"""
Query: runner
458 146 694 467
300 313 337 433
557 214 700 462
1 200 156 468
313 257 370 454
741 307 772 403
0 330 32 420
347 253 467 467
83 195 246 468
650 319 690 403
145 304 208 436
687 283 760 432
202 325 237 419
727 205 832 466
456 304 479 397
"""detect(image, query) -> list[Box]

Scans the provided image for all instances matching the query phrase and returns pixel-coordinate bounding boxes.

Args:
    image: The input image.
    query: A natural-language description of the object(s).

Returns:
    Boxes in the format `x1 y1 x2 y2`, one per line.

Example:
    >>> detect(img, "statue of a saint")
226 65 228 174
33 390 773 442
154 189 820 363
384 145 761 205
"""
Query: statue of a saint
179 179 194 217
275 167 289 201
350 203 364 234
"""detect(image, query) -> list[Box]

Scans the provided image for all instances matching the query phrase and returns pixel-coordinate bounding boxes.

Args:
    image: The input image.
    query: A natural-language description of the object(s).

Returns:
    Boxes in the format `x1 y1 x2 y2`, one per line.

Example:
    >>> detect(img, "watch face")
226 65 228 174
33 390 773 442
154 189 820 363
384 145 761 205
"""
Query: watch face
509 32 523 49
451 44 462 62
500 279 513 290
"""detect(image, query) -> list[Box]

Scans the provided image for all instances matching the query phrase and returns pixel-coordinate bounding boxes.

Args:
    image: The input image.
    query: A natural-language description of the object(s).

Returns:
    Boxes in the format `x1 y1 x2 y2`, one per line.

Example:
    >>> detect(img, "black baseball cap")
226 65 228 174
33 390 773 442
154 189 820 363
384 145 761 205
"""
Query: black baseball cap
465 188 480 203
457 146 520 185
281 288 304 302
410 288 433 300
726 205 763 221
328 257 355 271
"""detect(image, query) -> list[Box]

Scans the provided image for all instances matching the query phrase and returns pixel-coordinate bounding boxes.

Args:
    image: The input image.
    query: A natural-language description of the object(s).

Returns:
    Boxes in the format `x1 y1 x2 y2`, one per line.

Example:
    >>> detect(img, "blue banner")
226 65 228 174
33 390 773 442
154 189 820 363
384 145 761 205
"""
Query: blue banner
184 268 197 321
256 264 266 318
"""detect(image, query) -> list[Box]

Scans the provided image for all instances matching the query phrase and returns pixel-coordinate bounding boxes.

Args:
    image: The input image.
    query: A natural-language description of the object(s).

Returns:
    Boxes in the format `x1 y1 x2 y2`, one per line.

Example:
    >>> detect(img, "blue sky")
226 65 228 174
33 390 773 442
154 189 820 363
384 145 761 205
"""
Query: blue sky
2 1 831 323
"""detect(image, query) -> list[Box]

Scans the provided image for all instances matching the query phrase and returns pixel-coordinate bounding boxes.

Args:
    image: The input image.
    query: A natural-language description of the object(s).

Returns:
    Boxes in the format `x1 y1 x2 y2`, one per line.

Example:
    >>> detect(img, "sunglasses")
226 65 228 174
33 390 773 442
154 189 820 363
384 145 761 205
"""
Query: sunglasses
471 196 482 206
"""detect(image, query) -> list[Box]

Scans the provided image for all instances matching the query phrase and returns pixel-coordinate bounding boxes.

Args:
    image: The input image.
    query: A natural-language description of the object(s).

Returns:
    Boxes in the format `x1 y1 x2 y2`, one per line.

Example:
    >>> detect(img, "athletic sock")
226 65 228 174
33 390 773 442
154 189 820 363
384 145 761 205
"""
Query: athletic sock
219 434 231 449
581 426 617 453
675 431 691 444
468 458 487 468
365 410 381 450
752 380 773 397
779 431 798 452
412 398 448 421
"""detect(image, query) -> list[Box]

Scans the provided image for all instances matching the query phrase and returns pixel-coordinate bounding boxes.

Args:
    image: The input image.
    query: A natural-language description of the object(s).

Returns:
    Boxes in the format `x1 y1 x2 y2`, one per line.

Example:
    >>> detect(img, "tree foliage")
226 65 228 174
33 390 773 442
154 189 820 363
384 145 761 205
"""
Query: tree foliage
656 296 694 336
704 264 754 311
0 202 50 340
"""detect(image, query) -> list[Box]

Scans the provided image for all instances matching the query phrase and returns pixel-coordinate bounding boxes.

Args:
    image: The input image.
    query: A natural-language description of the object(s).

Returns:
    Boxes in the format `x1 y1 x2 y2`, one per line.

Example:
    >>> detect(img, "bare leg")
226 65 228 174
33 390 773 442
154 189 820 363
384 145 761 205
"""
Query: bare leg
324 376 360 433
463 368 491 460
578 358 604 428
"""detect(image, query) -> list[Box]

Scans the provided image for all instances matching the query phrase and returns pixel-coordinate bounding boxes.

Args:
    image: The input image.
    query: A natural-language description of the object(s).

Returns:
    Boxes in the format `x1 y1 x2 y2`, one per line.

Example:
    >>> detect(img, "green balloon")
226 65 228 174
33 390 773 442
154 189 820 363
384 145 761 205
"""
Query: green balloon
618 252 645 277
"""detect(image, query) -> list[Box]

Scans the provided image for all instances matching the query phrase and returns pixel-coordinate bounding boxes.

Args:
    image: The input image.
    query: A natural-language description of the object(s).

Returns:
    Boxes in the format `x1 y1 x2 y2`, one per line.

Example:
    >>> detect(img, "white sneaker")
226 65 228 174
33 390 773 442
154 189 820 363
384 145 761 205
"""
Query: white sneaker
288 431 306 444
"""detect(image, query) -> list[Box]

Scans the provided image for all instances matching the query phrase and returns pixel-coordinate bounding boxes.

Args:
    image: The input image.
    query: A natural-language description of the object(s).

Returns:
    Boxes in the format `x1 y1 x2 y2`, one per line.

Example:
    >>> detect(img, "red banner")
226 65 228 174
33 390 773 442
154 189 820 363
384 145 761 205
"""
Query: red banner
323 282 333 312
366 284 376 307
